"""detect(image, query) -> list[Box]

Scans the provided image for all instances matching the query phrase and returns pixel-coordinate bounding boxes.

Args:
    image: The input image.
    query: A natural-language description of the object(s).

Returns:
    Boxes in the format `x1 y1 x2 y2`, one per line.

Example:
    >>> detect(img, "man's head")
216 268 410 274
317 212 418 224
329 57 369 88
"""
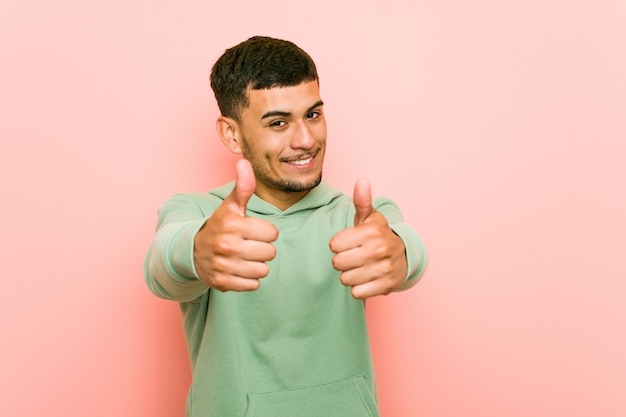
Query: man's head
211 37 327 210
210 36 319 123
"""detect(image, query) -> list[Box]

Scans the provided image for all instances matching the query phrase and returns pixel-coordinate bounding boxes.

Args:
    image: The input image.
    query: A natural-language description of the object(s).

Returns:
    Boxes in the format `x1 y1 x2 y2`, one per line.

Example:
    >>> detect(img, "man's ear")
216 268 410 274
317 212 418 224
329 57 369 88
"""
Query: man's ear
216 116 243 154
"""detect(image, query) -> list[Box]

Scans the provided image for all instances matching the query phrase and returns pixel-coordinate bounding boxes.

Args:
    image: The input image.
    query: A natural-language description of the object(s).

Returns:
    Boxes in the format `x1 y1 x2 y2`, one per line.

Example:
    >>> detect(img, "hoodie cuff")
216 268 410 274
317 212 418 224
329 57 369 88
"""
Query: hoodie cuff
389 222 428 291
169 217 210 281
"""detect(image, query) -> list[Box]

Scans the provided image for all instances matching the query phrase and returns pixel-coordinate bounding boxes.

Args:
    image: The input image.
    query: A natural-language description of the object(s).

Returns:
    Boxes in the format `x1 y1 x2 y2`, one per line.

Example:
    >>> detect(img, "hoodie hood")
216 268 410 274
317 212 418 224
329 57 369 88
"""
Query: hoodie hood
208 181 347 216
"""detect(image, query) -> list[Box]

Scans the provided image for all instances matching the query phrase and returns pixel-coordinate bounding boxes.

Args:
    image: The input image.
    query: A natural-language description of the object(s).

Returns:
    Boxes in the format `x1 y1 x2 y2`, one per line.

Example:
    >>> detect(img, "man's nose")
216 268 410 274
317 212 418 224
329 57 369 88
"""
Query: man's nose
290 121 315 149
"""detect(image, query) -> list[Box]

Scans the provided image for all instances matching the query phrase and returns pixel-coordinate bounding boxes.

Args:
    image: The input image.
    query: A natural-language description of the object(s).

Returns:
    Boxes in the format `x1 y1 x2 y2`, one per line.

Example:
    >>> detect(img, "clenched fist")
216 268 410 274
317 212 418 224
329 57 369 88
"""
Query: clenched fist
329 178 408 299
194 159 278 292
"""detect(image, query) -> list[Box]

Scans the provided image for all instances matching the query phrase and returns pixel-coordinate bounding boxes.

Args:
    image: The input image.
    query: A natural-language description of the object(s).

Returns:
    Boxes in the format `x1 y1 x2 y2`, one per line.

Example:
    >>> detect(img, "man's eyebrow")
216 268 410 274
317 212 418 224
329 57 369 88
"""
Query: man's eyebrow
306 100 324 113
260 100 324 120
260 110 290 120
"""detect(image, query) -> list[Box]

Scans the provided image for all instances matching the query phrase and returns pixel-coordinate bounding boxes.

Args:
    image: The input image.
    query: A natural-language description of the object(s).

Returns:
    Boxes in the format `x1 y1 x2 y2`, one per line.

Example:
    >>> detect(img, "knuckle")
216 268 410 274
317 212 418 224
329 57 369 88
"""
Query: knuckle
380 260 394 276
381 279 394 293
258 263 270 278
372 244 388 259
208 275 226 291
212 236 228 252
351 288 365 299
267 245 277 260
362 224 379 237
214 236 236 255
331 255 341 270
211 256 229 273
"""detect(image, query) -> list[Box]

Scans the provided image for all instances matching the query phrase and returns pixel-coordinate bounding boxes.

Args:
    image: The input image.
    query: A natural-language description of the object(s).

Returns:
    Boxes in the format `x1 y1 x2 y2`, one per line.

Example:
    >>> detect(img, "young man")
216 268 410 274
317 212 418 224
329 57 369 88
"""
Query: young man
145 36 427 417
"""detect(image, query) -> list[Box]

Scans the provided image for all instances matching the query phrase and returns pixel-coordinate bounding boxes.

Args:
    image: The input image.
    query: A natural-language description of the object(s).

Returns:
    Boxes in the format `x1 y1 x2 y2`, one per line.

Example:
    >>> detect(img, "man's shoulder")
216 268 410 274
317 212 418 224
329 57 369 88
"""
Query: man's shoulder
157 183 233 220
164 182 234 204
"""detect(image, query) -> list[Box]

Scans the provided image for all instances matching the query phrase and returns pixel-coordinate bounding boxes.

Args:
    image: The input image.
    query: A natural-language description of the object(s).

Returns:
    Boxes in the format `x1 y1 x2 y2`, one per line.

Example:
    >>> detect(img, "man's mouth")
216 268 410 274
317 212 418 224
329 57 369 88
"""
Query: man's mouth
282 150 319 167
290 156 314 166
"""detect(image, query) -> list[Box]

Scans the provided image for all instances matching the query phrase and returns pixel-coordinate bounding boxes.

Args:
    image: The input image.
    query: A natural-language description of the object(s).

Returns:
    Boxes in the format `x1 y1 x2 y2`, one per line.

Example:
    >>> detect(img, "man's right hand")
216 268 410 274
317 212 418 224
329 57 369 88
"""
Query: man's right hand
194 159 278 292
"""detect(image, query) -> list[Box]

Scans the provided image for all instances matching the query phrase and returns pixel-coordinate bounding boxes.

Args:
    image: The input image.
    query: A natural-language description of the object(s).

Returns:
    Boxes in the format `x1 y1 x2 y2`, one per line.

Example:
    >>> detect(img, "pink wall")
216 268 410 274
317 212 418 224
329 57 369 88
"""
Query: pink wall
1 1 624 416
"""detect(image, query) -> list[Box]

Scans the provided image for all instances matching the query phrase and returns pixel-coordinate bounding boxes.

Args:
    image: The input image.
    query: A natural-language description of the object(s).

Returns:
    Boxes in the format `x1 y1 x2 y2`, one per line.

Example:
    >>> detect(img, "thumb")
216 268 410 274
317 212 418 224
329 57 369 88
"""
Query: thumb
353 178 374 226
230 158 256 215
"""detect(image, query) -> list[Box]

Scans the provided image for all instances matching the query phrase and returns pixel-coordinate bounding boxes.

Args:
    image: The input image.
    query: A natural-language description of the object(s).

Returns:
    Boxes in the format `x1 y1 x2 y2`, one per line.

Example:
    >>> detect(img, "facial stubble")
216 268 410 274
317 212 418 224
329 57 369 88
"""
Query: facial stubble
240 136 323 193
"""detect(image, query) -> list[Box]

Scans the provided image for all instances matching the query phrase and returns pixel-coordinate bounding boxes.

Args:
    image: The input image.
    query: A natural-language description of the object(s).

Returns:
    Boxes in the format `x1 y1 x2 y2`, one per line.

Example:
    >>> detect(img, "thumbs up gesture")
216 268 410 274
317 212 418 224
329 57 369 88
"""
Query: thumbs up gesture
329 179 408 299
193 159 278 292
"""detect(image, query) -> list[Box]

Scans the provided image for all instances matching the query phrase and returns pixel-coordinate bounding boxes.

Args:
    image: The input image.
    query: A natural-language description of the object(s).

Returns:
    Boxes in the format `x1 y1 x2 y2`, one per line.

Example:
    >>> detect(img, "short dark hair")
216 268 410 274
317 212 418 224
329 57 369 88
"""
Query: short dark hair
210 36 319 121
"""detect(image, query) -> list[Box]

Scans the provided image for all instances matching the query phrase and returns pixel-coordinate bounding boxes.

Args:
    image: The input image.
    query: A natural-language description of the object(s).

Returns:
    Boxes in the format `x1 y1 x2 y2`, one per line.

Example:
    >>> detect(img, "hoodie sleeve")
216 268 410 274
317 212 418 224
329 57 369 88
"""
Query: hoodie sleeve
144 194 215 302
373 197 428 291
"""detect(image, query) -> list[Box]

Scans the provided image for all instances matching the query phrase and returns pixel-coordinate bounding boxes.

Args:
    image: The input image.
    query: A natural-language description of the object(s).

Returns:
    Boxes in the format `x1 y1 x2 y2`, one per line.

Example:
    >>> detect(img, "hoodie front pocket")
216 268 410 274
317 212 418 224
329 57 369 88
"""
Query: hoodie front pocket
244 376 379 417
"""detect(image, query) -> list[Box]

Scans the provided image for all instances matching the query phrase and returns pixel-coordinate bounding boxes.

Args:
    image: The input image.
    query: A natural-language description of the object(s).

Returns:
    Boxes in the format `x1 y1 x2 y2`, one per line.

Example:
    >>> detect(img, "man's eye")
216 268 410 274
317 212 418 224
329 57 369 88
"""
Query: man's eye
306 111 321 120
269 120 286 128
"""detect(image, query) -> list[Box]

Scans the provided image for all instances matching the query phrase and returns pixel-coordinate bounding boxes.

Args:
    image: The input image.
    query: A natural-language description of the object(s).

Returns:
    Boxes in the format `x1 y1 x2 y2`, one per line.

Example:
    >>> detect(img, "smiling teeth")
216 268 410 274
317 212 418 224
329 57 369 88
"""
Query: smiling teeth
292 157 313 165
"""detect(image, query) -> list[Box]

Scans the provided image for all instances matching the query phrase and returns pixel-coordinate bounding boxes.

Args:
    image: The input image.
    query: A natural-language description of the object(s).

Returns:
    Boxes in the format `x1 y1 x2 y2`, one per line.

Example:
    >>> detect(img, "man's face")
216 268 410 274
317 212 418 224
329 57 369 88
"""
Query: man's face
237 80 326 209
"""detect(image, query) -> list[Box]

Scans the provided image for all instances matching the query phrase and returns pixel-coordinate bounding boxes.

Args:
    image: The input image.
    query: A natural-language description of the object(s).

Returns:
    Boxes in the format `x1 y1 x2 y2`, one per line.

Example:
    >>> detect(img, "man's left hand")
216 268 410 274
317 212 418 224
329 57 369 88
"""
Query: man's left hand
329 179 408 299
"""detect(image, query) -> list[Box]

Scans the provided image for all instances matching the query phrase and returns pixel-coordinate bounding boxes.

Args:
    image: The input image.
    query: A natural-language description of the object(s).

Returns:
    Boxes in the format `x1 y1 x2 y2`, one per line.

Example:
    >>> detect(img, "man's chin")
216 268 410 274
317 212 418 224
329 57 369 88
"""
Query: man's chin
275 172 323 193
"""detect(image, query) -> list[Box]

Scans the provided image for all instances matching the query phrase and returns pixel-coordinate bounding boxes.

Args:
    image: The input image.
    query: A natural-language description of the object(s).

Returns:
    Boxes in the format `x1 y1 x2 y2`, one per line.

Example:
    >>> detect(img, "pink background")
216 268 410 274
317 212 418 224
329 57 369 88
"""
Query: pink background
1 1 624 416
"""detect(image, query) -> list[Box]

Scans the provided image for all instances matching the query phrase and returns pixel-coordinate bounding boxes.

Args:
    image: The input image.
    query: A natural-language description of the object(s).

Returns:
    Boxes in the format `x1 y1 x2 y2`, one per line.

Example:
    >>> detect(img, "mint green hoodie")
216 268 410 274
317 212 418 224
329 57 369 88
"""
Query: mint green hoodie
145 181 427 417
